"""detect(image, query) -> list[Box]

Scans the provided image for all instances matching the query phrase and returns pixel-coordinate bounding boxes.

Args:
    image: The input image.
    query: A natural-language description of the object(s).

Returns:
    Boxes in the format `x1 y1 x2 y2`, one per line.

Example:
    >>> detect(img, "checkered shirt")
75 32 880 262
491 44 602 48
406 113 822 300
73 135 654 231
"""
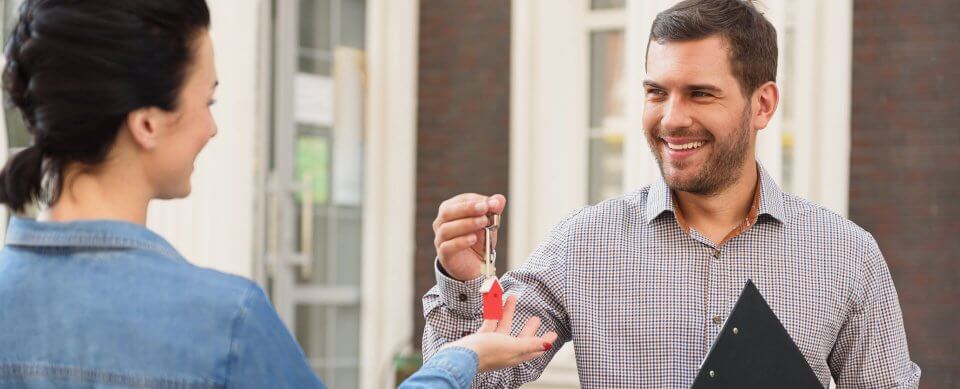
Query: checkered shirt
422 164 921 388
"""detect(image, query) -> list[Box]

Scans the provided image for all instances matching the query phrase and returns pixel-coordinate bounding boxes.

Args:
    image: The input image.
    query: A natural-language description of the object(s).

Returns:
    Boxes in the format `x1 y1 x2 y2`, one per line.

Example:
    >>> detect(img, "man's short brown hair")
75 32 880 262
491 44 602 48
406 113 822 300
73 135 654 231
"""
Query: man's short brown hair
647 0 778 96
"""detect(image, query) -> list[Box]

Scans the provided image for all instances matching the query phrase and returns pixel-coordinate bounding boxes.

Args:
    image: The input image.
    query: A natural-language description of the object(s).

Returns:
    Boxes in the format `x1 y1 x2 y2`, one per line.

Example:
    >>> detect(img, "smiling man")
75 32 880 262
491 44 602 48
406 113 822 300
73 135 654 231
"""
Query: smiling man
421 0 921 387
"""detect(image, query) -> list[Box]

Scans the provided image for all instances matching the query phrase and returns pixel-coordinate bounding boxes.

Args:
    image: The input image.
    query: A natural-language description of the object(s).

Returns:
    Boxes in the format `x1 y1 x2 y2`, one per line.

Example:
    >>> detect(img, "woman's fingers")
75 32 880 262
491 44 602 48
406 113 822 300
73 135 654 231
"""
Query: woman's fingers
518 316 542 338
495 295 518 334
540 331 559 347
478 319 498 333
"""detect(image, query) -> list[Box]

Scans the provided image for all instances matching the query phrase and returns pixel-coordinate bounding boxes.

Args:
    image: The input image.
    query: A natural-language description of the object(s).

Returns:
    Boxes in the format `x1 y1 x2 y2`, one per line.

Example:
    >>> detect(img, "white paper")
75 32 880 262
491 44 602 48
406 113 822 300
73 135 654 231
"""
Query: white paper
294 73 334 127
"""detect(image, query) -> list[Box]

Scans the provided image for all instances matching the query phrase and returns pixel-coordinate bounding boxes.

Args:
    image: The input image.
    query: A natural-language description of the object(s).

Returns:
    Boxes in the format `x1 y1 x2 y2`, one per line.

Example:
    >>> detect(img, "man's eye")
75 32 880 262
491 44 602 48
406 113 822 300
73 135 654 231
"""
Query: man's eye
646 89 665 96
692 91 712 98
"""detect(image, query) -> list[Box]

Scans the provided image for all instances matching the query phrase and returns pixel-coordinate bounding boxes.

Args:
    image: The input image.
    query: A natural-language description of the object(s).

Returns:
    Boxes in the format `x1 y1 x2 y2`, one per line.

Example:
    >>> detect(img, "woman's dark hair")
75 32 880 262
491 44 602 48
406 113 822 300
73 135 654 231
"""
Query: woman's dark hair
0 0 211 212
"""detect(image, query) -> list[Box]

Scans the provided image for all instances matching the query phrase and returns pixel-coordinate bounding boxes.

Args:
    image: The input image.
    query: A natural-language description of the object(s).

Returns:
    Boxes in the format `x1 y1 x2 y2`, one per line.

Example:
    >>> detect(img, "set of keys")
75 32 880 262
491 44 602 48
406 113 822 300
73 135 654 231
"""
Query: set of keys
479 213 504 320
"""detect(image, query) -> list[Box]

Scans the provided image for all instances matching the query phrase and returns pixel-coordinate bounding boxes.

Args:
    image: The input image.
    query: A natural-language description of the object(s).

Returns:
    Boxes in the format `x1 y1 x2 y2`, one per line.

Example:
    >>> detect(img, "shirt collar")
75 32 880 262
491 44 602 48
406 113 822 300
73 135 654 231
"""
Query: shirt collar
4 217 185 262
644 162 787 226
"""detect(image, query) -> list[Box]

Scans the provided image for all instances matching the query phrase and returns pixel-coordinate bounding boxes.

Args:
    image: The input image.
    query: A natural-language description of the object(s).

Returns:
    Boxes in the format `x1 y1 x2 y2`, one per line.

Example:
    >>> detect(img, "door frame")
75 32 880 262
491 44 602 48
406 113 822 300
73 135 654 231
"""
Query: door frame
260 0 419 387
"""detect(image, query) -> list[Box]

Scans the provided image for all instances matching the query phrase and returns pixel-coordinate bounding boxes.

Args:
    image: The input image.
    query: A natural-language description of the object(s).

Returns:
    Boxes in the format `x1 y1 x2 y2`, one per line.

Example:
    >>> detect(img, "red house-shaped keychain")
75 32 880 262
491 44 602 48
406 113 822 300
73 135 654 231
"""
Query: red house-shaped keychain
481 276 503 320
480 213 503 320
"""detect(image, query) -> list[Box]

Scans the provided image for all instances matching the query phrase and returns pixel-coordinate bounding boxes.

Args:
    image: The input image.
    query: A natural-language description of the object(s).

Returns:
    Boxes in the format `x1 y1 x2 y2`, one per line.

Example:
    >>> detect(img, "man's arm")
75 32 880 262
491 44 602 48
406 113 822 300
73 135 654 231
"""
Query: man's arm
422 209 581 387
828 236 921 388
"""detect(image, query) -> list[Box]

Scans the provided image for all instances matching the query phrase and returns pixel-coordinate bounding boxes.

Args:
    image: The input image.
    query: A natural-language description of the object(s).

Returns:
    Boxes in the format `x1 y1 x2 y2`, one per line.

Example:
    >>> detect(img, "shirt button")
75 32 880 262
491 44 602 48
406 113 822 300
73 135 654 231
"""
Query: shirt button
712 315 723 325
712 249 721 259
458 293 468 302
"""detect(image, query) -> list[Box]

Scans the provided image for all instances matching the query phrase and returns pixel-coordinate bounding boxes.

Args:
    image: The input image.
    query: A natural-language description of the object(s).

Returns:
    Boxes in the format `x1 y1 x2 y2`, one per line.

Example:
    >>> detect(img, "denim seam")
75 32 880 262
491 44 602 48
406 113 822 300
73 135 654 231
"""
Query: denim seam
7 221 184 261
222 283 257 386
0 362 224 389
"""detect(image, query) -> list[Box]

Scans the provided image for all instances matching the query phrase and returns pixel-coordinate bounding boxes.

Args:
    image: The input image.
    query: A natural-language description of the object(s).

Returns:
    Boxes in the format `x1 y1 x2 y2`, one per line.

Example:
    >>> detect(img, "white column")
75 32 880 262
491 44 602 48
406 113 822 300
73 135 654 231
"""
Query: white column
360 0 419 387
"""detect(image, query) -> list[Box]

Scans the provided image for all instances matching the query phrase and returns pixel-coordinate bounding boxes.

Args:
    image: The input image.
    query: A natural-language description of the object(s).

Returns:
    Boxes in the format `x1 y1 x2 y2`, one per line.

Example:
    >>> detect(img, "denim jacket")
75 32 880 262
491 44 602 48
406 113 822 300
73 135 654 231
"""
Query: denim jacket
0 217 480 389
0 217 325 388
398 346 478 389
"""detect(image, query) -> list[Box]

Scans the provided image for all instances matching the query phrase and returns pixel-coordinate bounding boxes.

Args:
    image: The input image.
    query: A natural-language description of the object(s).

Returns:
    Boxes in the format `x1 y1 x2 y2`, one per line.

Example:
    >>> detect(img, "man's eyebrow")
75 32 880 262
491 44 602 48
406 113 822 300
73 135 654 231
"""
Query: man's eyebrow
642 80 665 89
643 81 725 95
686 84 723 93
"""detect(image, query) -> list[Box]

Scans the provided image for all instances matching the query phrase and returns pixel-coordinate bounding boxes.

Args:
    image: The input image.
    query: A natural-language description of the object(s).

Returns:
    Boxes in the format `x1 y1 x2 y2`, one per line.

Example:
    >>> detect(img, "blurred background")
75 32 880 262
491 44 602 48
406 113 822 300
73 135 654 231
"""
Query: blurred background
0 0 955 388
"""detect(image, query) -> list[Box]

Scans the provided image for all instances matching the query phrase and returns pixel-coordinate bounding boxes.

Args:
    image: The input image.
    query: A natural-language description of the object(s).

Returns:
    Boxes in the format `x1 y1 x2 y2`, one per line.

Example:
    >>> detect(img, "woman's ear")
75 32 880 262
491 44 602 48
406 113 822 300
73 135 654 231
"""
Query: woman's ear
124 107 167 150
751 81 780 131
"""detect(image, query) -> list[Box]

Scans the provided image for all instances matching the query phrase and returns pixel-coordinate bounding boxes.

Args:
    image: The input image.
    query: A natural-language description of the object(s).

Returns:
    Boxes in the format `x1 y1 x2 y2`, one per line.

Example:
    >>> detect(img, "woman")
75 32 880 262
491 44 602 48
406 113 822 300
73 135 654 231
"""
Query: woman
0 0 555 388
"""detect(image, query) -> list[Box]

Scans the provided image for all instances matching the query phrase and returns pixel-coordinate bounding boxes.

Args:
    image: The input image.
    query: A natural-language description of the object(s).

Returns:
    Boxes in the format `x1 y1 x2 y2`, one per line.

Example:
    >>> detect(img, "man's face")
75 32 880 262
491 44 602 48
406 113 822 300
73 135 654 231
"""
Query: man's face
643 35 755 196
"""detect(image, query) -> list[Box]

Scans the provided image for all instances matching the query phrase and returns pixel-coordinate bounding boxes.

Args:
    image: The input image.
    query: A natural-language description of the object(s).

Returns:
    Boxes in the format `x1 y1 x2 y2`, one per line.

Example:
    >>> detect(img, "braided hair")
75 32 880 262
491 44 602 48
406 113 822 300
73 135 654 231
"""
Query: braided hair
0 0 210 212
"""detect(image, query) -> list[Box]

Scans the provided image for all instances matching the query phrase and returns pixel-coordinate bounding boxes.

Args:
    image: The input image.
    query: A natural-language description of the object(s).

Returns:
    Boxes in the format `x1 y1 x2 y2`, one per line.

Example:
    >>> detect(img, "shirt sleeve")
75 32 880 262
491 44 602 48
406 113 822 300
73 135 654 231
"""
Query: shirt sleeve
421 209 582 388
828 235 921 388
225 283 326 389
398 346 479 389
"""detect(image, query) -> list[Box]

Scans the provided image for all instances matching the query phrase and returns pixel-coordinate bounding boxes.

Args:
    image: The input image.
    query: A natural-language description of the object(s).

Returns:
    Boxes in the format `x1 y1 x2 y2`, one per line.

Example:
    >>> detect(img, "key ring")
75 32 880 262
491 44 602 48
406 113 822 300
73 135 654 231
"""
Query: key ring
483 213 500 278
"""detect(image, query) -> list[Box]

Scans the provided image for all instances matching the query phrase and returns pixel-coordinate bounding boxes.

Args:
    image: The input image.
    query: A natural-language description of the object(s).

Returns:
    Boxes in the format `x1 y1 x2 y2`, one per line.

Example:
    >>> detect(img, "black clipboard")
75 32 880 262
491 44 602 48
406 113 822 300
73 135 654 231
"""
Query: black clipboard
690 280 823 389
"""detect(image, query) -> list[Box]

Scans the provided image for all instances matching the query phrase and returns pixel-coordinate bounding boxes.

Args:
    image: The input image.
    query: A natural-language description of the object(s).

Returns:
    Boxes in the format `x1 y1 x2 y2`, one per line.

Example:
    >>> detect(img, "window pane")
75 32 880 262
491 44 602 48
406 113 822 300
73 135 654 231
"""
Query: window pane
330 367 359 389
589 30 625 129
591 0 626 10
332 207 361 286
299 0 331 52
339 0 366 49
588 30 625 204
298 0 332 75
294 305 360 387
589 136 624 204
295 305 329 362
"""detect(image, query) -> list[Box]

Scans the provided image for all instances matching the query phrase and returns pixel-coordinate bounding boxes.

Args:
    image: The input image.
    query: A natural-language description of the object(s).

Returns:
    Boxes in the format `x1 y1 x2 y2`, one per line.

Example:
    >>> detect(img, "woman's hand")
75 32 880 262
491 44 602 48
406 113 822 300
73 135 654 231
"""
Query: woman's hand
443 295 559 372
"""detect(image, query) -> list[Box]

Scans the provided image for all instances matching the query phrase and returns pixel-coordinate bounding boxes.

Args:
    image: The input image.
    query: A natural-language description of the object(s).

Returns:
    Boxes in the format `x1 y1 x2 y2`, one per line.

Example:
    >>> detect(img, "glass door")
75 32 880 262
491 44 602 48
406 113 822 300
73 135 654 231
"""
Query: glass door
267 0 366 387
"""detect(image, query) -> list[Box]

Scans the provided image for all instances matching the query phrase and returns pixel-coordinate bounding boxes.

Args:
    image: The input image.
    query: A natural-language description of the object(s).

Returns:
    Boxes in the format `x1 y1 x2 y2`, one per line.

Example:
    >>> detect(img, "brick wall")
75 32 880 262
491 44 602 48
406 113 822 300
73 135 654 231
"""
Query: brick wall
850 1 960 387
414 0 511 348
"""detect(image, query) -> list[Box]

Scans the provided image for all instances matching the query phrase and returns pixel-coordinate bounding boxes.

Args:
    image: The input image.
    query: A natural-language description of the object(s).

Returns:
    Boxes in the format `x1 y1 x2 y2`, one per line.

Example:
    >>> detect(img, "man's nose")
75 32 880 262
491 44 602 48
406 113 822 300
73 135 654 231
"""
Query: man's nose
660 96 694 130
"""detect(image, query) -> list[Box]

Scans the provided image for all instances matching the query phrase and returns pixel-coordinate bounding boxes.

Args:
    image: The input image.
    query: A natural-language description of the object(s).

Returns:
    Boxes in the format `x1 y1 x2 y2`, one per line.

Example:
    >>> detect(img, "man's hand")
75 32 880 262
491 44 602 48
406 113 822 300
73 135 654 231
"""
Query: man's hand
445 295 558 372
433 193 506 281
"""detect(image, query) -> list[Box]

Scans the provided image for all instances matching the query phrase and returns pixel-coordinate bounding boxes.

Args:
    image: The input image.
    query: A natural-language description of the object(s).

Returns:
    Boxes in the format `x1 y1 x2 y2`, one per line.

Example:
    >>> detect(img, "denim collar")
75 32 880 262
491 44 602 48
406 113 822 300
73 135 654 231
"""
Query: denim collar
644 161 787 225
5 217 185 262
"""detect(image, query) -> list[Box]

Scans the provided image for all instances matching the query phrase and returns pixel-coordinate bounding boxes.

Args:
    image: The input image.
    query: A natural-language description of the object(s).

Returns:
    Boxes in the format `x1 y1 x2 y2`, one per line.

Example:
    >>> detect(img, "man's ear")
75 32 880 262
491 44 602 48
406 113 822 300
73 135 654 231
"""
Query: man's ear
124 107 166 150
751 81 780 131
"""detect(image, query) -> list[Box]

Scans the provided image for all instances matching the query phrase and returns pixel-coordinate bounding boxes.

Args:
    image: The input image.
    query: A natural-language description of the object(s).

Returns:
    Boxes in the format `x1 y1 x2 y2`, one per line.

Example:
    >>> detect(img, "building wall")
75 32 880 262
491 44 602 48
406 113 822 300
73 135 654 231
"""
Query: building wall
414 0 512 347
850 1 960 388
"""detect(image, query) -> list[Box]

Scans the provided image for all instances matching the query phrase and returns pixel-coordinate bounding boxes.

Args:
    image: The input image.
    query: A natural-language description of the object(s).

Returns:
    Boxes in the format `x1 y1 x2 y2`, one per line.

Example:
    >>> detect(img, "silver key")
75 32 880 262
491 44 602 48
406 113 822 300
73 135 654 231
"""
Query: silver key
483 214 500 278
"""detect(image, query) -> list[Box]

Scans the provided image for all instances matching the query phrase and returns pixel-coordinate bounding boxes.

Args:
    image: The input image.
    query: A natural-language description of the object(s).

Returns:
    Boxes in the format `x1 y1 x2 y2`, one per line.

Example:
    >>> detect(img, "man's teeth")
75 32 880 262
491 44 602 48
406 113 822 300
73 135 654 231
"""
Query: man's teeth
666 141 705 150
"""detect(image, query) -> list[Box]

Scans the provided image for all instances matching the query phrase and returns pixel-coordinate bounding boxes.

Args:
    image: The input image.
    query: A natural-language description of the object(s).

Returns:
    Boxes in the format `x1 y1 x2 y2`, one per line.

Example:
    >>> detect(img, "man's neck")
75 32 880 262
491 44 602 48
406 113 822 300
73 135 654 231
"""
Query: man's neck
673 162 759 244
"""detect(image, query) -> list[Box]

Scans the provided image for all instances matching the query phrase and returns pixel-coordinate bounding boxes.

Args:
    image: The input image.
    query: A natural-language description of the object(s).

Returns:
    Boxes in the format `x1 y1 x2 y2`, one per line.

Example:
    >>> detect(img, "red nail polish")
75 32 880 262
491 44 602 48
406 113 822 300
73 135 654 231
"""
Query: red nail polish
543 342 552 351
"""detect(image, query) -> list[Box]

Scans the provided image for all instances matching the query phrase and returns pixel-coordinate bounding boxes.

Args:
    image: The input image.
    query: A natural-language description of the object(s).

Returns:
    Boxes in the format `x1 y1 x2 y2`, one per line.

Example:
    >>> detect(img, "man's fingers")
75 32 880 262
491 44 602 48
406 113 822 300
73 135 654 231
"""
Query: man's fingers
496 295 518 334
434 194 507 230
487 194 507 215
435 216 489 244
437 235 478 258
518 316 542 338
435 196 492 228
